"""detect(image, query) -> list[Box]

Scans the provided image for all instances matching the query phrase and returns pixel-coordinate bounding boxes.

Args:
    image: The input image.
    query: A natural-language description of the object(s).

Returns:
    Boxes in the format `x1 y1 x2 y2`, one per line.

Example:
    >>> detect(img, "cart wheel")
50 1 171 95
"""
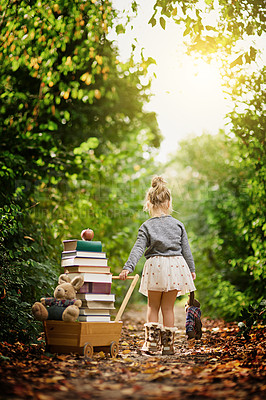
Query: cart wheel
110 341 119 358
83 342 93 359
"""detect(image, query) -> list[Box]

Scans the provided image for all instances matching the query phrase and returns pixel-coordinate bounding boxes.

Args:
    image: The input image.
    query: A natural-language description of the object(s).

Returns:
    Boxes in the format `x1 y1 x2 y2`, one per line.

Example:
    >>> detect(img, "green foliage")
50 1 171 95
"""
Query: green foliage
31 135 157 273
150 0 265 59
199 273 248 321
227 67 266 288
238 300 266 340
0 0 161 342
153 0 265 320
0 0 160 198
0 204 58 342
167 131 264 320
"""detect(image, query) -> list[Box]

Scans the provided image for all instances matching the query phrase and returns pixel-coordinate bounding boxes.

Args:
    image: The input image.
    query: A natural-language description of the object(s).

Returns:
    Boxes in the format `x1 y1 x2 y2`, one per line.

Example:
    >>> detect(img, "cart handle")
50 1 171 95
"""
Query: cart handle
112 276 136 280
112 274 139 322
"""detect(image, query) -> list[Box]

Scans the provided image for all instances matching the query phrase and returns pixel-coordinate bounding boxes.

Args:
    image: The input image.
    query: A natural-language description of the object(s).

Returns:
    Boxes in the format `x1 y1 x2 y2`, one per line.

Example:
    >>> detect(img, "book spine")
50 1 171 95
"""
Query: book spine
64 267 110 274
64 272 112 283
62 252 106 259
81 301 115 309
76 241 102 252
78 316 111 322
79 308 111 315
77 293 115 301
79 282 111 294
61 258 108 267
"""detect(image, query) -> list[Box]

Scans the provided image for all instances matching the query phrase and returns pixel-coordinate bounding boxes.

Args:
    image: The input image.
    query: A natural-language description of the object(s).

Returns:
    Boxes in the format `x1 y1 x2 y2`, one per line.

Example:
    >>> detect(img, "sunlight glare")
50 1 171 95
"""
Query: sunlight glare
146 54 229 161
111 0 230 162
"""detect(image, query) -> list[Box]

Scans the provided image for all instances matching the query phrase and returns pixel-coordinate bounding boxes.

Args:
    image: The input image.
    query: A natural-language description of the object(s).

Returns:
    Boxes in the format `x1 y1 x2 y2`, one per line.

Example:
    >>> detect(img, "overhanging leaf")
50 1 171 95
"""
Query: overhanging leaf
159 17 166 30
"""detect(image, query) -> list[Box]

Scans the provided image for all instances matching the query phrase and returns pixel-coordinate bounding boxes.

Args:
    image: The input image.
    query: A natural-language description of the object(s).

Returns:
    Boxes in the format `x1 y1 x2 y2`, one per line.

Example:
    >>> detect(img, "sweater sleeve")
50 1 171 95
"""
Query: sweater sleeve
123 226 148 273
181 224 195 273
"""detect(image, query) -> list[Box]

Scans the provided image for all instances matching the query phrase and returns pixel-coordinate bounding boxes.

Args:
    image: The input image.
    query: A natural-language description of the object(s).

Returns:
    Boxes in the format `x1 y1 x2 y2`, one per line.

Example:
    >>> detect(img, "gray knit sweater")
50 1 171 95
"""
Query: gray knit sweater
123 215 195 273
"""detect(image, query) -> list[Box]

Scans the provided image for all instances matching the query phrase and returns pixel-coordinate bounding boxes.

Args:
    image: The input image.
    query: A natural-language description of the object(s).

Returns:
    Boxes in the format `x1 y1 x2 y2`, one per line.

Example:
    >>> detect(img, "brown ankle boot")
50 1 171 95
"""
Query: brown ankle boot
161 326 177 355
195 317 202 339
141 322 162 352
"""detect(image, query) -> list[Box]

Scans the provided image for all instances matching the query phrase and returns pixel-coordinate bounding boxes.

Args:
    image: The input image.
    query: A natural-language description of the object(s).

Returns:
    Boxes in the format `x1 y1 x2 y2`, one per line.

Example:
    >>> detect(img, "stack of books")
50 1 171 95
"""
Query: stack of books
62 239 115 322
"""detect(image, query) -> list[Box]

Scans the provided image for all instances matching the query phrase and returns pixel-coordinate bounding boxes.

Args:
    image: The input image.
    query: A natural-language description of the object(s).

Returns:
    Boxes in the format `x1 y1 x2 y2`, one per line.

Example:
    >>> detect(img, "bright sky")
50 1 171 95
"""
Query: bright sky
109 1 231 162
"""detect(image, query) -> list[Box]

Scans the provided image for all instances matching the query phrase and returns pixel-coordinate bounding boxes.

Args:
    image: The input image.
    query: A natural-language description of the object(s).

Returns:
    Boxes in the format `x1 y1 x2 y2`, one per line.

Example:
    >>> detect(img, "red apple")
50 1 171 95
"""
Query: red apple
81 228 94 241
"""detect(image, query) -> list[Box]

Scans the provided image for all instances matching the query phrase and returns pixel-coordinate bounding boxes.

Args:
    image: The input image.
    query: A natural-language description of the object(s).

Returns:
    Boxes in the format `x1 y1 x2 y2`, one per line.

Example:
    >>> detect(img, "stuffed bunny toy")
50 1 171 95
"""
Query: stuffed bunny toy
32 274 84 322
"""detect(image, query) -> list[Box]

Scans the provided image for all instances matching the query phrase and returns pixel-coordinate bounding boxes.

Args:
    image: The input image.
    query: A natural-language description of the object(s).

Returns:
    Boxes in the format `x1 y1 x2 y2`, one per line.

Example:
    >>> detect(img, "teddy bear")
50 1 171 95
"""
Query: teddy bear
185 291 202 340
32 273 84 322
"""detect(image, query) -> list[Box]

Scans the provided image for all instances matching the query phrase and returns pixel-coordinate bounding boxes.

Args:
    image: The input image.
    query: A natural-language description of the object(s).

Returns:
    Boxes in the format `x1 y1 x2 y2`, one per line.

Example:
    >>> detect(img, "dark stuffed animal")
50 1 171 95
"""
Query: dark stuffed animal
32 274 84 322
185 291 202 340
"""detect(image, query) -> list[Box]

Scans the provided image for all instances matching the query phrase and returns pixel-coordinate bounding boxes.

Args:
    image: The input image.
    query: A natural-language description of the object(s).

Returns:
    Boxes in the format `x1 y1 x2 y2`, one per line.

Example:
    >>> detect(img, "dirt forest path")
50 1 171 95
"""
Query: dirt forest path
0 302 265 400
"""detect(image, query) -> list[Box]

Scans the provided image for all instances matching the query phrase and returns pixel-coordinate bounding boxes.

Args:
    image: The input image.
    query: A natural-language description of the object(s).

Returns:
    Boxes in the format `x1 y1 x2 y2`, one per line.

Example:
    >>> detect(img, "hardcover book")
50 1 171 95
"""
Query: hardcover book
63 240 102 252
79 308 111 316
64 266 110 274
79 282 111 294
65 272 112 283
61 257 108 267
78 315 111 322
77 293 115 302
62 250 106 259
80 300 115 309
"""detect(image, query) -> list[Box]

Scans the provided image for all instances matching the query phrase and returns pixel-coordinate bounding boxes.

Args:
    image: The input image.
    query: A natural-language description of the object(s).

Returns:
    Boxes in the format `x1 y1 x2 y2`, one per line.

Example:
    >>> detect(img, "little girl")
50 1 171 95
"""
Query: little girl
119 176 196 355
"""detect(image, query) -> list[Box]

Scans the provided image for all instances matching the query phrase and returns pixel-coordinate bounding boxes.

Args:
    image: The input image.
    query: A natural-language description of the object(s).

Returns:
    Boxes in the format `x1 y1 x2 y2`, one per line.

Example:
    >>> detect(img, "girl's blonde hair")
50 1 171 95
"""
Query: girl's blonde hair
144 175 172 216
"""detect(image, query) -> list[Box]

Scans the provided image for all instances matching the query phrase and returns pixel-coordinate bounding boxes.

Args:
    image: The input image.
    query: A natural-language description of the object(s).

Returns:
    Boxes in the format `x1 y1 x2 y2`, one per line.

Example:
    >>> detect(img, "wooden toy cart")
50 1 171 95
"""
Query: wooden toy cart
43 275 139 358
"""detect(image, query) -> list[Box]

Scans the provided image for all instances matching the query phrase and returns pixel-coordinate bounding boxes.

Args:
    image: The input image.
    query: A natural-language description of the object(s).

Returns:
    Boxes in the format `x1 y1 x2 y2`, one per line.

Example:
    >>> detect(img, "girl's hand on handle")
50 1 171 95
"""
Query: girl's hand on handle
119 269 129 280
191 272 196 280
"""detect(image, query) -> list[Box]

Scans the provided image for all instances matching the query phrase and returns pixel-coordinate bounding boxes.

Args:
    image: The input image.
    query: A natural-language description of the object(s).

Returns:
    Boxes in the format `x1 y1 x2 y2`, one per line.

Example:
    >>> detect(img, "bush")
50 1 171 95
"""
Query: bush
0 204 58 343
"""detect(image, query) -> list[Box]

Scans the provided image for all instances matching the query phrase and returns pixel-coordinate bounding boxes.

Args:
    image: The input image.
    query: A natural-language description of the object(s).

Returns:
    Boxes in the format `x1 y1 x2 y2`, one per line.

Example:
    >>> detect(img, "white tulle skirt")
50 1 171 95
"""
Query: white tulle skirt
139 255 196 297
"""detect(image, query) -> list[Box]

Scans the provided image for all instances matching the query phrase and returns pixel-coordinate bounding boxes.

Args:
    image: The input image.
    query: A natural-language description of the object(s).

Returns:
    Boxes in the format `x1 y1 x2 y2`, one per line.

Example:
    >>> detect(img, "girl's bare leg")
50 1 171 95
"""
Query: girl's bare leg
147 291 162 323
161 290 178 327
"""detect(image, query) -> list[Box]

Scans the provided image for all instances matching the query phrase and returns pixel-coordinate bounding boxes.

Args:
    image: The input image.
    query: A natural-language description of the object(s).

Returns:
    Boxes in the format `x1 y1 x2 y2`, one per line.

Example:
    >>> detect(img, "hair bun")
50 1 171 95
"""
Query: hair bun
144 175 171 213
151 176 166 188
